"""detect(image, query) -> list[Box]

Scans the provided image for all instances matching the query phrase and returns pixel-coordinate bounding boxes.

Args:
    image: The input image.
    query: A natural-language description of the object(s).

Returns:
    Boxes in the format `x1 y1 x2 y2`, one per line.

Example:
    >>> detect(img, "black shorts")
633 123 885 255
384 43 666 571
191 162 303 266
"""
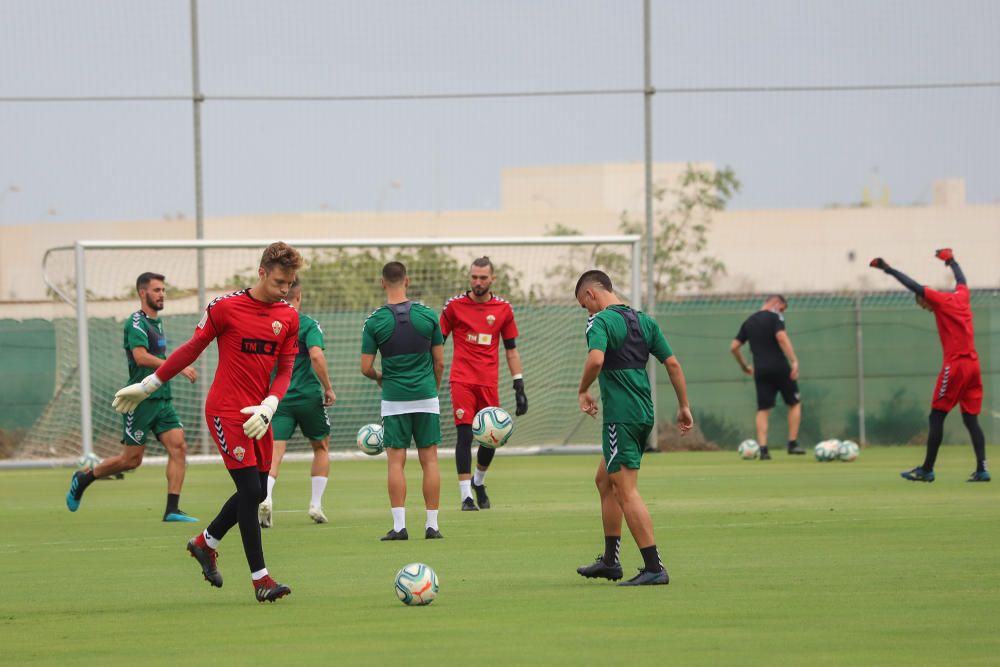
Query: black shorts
754 370 800 410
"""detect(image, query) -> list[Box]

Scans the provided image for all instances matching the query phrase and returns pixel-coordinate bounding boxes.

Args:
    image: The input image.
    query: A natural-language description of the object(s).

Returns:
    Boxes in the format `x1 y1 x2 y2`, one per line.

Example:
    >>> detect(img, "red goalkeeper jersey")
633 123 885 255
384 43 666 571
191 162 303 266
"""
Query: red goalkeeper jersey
922 284 978 361
440 292 519 387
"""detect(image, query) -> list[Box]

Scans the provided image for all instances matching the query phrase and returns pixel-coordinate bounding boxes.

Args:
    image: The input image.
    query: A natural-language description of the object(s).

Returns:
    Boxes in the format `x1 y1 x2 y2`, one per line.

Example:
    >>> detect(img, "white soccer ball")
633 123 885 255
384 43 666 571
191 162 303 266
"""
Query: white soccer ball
356 423 384 456
394 562 439 606
814 439 841 462
471 406 513 448
78 452 101 469
738 439 760 460
838 440 860 462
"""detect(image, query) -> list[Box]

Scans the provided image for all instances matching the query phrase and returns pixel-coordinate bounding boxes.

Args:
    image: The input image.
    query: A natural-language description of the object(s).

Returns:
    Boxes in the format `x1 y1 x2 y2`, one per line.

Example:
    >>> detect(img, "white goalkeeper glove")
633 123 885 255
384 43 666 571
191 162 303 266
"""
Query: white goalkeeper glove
112 374 163 414
240 395 279 440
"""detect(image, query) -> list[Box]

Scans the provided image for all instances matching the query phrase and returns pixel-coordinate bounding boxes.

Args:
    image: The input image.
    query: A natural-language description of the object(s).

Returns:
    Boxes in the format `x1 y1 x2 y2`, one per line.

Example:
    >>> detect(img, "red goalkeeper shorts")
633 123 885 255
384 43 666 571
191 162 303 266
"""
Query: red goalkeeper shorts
207 413 274 472
931 357 983 415
450 382 500 425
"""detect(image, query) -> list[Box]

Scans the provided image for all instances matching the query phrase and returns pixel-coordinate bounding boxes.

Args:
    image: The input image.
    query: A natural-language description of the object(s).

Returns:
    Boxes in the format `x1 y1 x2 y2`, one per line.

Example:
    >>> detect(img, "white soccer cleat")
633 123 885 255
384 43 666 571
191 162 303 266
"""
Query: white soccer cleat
258 499 272 528
308 505 328 524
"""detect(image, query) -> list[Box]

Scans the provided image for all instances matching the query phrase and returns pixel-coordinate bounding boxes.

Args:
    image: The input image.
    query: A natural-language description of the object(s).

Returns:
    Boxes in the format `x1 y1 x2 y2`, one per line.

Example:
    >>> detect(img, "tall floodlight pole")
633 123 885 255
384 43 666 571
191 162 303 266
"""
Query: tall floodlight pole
642 0 658 449
190 0 209 453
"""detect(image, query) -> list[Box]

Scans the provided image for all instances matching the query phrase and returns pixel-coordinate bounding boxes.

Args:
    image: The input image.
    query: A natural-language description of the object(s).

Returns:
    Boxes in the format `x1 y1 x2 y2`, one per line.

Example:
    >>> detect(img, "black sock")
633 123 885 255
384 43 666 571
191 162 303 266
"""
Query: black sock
207 469 268 573
166 493 180 513
476 444 496 470
602 536 621 565
787 440 798 450
78 469 96 490
962 412 987 473
455 425 473 475
759 445 769 454
922 409 948 472
639 545 663 573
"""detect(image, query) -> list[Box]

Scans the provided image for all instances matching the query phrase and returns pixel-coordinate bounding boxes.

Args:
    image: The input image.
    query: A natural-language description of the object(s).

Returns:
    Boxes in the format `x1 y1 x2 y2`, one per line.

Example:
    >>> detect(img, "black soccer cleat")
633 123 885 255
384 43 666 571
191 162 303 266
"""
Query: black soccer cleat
787 445 806 455
461 497 478 512
473 482 491 510
617 568 670 586
759 449 772 460
380 528 409 541
254 576 291 603
576 556 624 581
425 527 444 539
186 536 223 588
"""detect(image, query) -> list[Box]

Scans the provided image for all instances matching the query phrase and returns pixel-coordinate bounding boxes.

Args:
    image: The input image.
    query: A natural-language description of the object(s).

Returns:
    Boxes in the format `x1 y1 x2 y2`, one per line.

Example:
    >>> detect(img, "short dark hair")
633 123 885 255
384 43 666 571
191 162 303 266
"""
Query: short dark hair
574 270 613 296
382 261 407 284
136 272 165 293
471 256 494 274
767 294 788 307
287 280 302 298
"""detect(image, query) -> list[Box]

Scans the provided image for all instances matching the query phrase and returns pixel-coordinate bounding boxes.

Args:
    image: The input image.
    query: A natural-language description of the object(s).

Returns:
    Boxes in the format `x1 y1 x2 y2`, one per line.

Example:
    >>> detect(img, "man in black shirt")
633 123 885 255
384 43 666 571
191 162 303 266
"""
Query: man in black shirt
730 295 805 458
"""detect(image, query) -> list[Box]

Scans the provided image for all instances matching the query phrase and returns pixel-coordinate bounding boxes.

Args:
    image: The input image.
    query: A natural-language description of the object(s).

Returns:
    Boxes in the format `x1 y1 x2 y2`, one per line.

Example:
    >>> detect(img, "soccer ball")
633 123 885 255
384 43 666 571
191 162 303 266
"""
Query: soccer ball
814 439 841 462
838 440 860 462
471 407 513 448
394 562 439 606
737 439 760 460
356 423 384 456
78 452 101 469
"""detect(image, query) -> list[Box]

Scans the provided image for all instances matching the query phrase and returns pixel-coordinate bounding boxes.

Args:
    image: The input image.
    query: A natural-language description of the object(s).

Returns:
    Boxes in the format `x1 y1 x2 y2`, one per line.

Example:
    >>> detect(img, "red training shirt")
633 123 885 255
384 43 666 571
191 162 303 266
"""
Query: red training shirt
922 284 977 361
440 292 519 387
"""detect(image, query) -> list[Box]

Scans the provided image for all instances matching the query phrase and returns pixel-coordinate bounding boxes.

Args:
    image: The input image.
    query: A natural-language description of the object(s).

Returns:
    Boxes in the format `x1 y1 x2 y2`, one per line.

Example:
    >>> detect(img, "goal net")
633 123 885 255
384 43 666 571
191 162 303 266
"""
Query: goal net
20 236 640 463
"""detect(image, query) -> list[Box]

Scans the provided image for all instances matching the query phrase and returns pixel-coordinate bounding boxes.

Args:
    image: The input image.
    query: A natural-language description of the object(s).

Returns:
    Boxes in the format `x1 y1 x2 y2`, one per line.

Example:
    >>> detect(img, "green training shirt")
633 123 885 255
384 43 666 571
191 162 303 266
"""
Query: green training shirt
282 313 325 403
586 304 673 424
361 301 443 403
123 311 171 401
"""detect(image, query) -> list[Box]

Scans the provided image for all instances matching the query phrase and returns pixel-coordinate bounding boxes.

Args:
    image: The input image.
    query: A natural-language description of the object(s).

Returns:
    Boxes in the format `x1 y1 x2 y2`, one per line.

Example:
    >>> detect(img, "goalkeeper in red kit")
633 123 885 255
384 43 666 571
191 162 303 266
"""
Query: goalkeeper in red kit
870 248 989 483
440 257 528 510
112 242 304 601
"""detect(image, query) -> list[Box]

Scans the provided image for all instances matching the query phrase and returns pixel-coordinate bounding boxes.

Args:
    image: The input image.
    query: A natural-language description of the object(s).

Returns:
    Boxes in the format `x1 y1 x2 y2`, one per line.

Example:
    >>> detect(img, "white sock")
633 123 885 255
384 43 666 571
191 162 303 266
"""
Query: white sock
310 475 327 507
391 506 406 532
473 469 487 486
203 530 220 549
266 475 276 502
251 567 269 581
426 509 439 530
459 479 472 500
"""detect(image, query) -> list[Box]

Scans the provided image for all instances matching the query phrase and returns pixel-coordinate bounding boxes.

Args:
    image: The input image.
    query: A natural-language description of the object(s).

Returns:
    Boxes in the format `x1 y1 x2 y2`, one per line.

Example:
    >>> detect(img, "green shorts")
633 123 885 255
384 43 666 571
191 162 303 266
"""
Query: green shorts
271 397 331 441
122 399 183 446
603 422 652 473
383 412 441 449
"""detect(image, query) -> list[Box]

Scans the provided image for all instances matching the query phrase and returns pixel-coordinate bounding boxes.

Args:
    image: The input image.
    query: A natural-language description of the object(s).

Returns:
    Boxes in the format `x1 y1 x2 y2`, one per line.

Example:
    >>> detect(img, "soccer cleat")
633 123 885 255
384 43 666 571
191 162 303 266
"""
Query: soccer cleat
65 471 87 512
380 528 409 541
759 449 772 461
254 575 291 603
425 527 444 539
308 505 328 524
473 482 491 509
967 470 991 482
258 499 272 528
787 445 806 455
617 568 670 586
461 497 478 512
163 509 199 523
187 535 223 588
900 467 935 483
576 556 624 581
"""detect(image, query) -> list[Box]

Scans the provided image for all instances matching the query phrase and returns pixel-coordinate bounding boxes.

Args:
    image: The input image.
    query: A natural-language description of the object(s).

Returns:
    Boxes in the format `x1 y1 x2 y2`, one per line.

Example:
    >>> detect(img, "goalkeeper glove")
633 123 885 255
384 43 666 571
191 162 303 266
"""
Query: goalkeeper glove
869 257 889 271
513 377 528 416
241 395 279 440
112 374 163 413
934 248 954 265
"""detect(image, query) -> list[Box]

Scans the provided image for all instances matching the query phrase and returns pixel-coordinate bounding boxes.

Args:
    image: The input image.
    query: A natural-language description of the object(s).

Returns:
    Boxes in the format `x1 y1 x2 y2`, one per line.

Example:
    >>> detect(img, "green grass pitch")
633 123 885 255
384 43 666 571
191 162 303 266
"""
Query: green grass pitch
1 447 997 666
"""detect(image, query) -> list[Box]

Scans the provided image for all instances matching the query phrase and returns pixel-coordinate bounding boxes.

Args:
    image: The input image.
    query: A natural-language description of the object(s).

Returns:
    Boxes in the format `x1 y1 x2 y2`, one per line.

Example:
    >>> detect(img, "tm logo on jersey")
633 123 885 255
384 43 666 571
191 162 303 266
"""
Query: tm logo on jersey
241 338 277 355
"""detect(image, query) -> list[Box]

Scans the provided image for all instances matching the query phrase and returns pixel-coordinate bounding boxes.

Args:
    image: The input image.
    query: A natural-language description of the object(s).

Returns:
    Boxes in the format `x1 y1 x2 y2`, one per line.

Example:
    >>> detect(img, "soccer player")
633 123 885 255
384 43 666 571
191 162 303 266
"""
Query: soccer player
258 280 336 527
66 272 199 521
729 295 806 458
870 249 989 482
573 270 693 586
110 242 303 603
361 261 445 540
440 257 527 511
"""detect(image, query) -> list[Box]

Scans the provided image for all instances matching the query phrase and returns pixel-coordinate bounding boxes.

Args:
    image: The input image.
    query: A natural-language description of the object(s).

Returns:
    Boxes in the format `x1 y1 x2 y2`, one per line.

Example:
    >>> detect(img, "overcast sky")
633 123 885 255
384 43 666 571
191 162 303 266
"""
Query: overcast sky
1 0 998 225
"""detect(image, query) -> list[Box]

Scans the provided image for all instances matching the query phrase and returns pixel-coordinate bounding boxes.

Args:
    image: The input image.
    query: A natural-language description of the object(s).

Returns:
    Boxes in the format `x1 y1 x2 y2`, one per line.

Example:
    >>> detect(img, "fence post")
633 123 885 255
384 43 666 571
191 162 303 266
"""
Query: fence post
855 291 867 445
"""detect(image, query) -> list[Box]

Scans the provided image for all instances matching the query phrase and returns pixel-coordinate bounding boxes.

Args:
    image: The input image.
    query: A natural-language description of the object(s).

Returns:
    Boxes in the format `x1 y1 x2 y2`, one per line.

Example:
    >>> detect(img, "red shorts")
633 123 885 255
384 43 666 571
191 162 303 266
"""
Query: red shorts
207 413 273 471
931 357 983 415
450 382 500 425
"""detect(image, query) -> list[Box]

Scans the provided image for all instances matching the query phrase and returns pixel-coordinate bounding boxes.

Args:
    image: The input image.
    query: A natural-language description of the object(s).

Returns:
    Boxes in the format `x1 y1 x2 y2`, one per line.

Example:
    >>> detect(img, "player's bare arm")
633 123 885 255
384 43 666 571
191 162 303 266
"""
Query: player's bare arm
505 345 529 415
775 331 800 380
663 355 694 433
309 345 336 406
729 339 753 376
360 353 382 387
432 344 445 389
577 348 604 418
131 346 197 383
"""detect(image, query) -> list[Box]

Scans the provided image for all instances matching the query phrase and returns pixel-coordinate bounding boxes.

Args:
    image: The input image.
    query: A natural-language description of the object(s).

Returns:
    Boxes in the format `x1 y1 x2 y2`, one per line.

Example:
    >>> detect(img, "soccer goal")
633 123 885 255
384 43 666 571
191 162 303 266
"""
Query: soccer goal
19 236 641 466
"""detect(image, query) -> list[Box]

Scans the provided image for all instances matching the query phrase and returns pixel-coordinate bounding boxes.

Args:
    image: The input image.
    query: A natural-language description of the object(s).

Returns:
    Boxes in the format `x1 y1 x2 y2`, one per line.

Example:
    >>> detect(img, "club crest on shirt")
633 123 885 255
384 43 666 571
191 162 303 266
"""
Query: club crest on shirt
272 321 282 335
486 314 496 327
133 430 144 441
233 446 246 462
455 408 465 419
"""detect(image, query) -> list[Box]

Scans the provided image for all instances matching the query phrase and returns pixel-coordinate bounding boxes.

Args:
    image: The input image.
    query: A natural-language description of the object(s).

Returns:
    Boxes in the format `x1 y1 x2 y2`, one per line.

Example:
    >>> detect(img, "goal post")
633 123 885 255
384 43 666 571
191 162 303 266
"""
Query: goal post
28 235 642 465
